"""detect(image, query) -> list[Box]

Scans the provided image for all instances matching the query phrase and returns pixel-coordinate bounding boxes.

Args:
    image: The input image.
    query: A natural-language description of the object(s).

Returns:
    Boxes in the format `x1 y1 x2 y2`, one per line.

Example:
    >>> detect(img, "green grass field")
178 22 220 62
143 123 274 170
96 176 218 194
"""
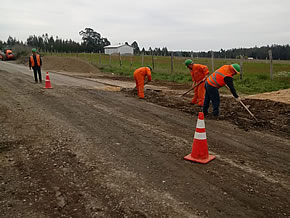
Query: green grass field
47 52 290 95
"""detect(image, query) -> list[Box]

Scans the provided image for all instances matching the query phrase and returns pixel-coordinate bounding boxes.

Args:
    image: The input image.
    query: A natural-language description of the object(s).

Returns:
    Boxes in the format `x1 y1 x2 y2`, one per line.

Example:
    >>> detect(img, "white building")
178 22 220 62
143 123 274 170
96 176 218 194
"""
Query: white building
104 44 134 55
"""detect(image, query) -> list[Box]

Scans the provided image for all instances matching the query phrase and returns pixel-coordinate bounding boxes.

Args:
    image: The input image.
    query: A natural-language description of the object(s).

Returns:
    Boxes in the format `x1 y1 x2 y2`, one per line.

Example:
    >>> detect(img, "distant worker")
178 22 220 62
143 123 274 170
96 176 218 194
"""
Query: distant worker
133 66 152 99
185 59 209 106
29 48 42 83
203 64 241 117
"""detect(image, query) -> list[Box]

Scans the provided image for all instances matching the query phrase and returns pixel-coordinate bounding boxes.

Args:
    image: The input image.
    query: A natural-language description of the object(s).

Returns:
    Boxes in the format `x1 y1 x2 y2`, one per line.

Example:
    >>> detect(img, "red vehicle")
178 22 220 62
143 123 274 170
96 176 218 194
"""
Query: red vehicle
0 49 16 61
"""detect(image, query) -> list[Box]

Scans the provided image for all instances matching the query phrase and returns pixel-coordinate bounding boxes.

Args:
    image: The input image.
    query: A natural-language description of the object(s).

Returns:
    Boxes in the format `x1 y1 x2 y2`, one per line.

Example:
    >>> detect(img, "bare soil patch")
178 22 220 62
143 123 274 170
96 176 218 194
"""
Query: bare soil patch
122 89 290 136
15 56 290 135
0 68 289 217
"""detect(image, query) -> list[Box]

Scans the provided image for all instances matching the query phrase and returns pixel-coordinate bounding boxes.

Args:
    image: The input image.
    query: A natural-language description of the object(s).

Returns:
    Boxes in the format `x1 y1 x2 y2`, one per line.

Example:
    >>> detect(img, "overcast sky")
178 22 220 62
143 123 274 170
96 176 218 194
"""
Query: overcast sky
1 0 289 51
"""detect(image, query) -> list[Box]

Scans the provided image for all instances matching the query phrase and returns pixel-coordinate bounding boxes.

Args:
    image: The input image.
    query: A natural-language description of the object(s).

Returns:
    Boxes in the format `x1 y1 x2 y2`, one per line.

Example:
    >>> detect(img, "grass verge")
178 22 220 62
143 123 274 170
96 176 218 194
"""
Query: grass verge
44 52 290 94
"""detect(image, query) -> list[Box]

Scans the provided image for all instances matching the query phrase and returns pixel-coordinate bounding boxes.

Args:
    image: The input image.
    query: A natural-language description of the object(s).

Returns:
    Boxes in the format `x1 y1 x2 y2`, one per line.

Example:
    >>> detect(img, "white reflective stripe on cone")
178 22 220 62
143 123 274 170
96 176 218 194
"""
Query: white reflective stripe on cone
194 132 207 140
196 119 205 128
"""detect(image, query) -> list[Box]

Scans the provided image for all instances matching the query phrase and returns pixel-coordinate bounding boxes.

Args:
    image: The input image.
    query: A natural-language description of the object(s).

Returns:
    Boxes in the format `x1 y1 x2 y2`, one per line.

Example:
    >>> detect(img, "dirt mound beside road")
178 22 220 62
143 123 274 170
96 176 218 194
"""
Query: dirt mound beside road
42 56 102 76
17 56 102 77
247 88 290 104
122 89 290 135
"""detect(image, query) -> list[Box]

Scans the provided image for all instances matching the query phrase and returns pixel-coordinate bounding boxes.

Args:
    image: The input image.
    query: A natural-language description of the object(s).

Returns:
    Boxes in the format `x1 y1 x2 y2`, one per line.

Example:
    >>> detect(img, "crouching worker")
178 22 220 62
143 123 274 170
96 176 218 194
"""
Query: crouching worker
185 59 209 106
133 66 152 99
203 64 241 117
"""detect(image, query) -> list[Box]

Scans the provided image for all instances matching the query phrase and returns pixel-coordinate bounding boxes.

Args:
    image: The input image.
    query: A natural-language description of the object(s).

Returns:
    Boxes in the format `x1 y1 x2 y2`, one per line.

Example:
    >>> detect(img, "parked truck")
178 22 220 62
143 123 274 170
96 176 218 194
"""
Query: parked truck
0 49 16 61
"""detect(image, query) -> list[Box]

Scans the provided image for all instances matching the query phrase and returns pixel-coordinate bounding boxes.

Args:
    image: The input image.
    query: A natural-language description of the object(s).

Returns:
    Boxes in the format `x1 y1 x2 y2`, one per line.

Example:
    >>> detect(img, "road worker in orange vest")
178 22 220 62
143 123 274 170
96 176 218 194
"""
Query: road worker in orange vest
133 66 152 99
29 48 42 83
203 64 241 117
185 59 209 106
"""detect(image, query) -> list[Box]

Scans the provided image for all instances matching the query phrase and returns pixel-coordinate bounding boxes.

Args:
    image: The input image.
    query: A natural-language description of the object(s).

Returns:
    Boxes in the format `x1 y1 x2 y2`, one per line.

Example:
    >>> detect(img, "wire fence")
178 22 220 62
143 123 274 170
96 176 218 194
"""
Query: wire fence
47 51 290 81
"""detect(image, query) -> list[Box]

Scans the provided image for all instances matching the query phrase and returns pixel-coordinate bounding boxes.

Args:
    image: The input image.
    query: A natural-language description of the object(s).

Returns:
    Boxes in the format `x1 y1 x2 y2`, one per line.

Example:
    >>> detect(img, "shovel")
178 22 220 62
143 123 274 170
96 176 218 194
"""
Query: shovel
238 99 258 122
225 85 258 122
180 79 205 97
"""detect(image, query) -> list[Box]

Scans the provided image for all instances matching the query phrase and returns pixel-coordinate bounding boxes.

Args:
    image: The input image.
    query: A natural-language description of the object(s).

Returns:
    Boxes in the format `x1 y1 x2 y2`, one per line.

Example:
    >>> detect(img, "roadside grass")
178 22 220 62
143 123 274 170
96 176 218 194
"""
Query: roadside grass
45 52 290 94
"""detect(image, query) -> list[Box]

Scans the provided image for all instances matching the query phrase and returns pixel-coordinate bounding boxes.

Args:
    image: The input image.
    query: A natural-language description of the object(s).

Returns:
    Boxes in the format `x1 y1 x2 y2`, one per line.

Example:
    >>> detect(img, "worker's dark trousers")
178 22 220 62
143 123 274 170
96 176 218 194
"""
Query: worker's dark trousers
32 67 42 82
203 82 220 116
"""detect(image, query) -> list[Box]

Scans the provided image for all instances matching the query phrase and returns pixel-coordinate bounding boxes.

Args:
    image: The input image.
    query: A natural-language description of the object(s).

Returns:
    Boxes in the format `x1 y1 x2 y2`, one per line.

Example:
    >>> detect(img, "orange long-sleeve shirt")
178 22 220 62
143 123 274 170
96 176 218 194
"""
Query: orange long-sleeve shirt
190 64 209 82
133 67 152 81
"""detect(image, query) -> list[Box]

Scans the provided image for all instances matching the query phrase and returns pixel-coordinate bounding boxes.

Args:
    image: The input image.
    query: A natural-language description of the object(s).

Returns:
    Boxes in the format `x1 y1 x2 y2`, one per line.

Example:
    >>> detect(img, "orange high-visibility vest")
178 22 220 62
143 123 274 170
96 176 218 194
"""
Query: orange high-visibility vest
207 65 235 88
30 55 41 67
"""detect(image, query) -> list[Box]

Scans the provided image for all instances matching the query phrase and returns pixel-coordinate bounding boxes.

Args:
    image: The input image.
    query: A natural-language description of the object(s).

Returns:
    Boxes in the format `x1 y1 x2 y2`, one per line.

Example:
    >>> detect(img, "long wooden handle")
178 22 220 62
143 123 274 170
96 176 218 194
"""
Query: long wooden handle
225 85 258 121
239 100 258 122
181 87 194 97
181 80 204 97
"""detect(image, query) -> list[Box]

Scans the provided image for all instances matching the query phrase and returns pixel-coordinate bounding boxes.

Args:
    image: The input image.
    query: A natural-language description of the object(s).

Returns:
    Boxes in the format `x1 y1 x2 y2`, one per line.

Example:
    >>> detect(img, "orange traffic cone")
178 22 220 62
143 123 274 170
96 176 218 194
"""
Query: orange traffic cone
184 112 215 164
44 72 52 89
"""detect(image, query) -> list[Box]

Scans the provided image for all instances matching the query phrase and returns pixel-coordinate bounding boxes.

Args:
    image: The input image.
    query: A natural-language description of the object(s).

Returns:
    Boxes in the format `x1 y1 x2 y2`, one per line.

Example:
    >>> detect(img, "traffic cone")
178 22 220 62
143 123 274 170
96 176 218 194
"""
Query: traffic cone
184 112 215 164
44 72 52 89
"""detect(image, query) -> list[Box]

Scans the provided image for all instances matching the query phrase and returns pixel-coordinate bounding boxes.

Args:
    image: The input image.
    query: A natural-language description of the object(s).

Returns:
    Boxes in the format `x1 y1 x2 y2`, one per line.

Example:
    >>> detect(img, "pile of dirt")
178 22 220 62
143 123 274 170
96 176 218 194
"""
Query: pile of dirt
42 56 101 75
247 88 290 104
122 89 290 135
17 56 102 76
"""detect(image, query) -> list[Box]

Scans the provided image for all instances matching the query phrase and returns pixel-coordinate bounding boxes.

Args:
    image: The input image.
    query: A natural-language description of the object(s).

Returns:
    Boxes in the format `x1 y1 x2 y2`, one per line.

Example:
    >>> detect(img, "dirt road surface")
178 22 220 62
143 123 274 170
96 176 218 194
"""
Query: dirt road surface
0 61 289 218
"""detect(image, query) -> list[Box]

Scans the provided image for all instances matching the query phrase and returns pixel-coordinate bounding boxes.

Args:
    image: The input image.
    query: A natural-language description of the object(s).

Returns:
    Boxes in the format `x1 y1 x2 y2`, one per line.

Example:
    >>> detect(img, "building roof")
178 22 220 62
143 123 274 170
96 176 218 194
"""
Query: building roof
104 44 133 49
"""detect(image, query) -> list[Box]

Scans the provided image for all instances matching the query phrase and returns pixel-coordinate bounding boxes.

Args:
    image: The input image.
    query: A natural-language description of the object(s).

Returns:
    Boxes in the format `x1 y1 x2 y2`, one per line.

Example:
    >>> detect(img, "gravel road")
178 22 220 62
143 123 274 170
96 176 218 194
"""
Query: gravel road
0 61 289 218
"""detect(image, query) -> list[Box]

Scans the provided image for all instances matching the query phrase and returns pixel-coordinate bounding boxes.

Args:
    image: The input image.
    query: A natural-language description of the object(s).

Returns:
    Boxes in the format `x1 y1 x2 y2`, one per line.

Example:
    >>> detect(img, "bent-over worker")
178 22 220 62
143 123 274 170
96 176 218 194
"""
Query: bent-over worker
185 59 209 106
203 64 241 117
133 66 152 99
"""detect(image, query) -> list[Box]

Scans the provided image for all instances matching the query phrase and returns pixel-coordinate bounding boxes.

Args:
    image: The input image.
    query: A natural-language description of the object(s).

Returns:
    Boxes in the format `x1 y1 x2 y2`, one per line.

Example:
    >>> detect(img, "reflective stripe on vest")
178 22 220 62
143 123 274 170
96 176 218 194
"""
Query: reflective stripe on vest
208 71 225 88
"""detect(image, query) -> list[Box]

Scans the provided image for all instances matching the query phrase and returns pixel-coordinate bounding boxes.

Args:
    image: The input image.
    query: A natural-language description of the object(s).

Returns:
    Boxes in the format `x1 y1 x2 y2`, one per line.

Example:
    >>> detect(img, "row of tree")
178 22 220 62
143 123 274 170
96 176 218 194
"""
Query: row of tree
130 41 170 56
1 28 290 60
189 45 290 60
0 28 111 53
132 44 290 60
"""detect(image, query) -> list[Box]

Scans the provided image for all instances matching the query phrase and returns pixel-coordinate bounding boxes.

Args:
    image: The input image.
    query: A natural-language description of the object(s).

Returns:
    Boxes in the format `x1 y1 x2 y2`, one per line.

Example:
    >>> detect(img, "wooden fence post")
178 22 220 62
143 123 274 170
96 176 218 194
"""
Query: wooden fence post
211 50 214 73
240 55 244 80
130 56 133 70
268 50 273 80
151 51 155 70
109 54 112 66
119 52 122 67
171 52 174 73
